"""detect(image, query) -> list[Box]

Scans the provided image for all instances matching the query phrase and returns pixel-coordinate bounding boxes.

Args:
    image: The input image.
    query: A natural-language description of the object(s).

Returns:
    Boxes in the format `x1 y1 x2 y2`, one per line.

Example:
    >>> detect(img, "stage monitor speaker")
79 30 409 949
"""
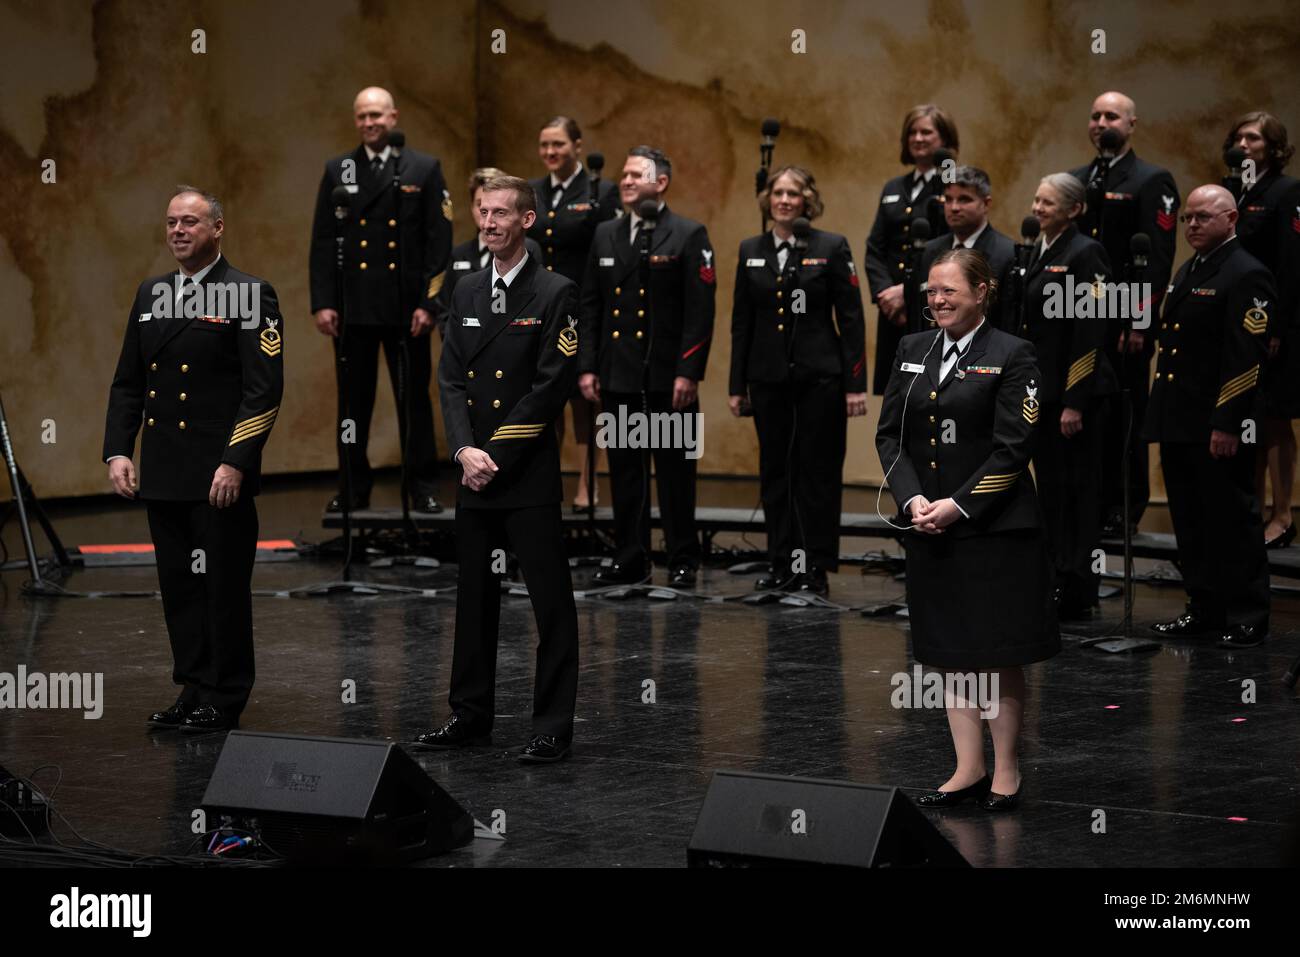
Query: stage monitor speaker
687 770 968 868
202 731 472 864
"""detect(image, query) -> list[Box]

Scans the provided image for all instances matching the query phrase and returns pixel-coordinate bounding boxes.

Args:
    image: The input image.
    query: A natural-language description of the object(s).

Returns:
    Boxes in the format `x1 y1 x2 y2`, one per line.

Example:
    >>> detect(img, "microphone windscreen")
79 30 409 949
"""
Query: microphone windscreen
761 118 781 139
1224 146 1246 170
792 217 811 240
638 199 660 221
1098 128 1123 153
388 129 405 150
932 147 954 168
911 217 931 242
588 152 605 173
1130 232 1151 256
331 185 352 207
1021 216 1041 241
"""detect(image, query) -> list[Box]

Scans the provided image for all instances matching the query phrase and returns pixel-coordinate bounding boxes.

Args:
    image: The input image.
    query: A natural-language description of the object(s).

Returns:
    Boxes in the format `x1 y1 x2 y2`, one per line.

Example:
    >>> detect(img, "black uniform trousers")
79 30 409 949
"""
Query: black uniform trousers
145 496 258 716
449 504 579 740
1101 346 1151 523
334 325 439 498
749 376 846 572
603 390 700 570
1032 401 1106 608
1160 442 1270 630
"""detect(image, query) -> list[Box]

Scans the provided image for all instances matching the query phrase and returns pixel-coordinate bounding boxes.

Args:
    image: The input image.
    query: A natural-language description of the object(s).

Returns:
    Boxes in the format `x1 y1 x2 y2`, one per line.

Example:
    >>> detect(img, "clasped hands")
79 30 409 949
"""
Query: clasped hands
457 447 499 491
908 495 962 534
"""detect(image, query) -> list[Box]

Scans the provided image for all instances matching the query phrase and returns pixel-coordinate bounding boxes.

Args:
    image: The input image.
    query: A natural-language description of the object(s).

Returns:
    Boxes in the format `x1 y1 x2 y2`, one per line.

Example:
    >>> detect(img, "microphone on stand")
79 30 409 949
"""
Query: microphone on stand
332 185 352 222
587 151 605 216
637 198 659 258
756 118 781 194
904 217 931 330
388 128 405 158
927 147 954 226
1007 216 1040 327
1222 146 1247 201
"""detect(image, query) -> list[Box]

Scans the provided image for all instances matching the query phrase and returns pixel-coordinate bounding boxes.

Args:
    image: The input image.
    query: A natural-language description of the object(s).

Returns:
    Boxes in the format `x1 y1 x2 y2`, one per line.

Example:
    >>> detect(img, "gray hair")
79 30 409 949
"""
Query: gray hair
947 165 992 199
1039 172 1085 214
172 184 224 223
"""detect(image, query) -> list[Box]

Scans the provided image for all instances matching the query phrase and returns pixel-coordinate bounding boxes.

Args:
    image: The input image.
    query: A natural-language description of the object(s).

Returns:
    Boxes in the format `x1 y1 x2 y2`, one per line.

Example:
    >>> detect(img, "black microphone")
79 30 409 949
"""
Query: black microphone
1130 232 1150 270
1020 215 1041 244
1223 146 1246 199
637 199 659 256
588 151 605 177
757 118 781 194
932 146 954 171
388 129 405 156
331 185 352 221
910 216 931 253
1098 127 1122 158
761 118 781 147
792 216 811 251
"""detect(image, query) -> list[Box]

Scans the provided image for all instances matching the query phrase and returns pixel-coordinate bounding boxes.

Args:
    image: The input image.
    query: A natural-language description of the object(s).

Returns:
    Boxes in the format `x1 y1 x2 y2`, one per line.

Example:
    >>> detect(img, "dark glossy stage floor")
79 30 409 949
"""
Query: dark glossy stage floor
2 472 1299 867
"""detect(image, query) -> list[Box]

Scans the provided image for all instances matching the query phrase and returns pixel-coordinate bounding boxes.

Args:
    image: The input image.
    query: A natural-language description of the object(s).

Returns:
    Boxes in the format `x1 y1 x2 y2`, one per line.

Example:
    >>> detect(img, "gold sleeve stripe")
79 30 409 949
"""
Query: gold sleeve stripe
1216 366 1260 406
972 471 1022 493
229 407 279 441
426 272 445 300
1065 350 1097 390
490 424 546 440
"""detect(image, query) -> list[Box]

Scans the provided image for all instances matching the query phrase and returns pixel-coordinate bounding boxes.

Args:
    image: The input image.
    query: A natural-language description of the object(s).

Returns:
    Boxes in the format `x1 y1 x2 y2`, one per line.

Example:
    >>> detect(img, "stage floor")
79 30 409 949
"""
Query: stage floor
2 473 1298 867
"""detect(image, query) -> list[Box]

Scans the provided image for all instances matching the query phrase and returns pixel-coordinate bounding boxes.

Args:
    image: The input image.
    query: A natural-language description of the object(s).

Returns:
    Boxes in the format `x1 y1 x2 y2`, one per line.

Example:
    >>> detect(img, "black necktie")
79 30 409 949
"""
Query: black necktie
552 184 565 209
371 154 384 176
494 276 506 293
944 344 962 362
776 241 791 268
1191 255 1204 274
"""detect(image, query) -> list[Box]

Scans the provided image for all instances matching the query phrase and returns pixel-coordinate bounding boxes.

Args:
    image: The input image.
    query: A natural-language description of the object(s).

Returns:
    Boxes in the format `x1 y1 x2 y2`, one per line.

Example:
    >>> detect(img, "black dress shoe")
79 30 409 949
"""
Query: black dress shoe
915 775 992 807
413 494 443 514
592 562 651 585
794 570 829 596
1219 624 1267 649
979 786 1022 812
517 734 571 764
180 704 237 734
326 493 370 513
669 565 697 587
1150 612 1215 638
1265 523 1296 549
410 713 491 750
147 699 190 729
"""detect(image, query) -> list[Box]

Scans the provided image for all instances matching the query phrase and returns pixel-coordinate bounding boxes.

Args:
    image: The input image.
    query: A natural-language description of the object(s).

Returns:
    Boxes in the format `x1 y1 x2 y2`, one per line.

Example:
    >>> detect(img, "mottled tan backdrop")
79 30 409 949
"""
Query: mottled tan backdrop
2 0 1297 499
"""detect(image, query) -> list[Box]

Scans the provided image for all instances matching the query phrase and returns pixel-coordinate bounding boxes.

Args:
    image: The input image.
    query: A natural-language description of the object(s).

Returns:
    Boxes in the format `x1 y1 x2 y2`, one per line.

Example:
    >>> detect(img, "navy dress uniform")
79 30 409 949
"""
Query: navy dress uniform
875 320 1059 667
908 224 1017 334
103 256 284 722
1070 150 1179 526
1234 169 1300 417
436 254 580 741
1144 237 1275 638
433 235 543 335
1018 223 1116 611
308 143 452 505
729 227 866 581
866 170 950 394
578 205 716 574
527 168 619 285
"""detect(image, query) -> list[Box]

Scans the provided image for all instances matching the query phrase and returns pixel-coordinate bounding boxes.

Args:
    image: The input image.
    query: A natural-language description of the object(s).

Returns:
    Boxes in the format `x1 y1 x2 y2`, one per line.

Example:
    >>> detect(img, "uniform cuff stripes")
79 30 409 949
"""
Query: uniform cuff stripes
970 471 1021 494
1065 349 1097 391
1216 365 1259 407
489 423 545 441
228 406 279 446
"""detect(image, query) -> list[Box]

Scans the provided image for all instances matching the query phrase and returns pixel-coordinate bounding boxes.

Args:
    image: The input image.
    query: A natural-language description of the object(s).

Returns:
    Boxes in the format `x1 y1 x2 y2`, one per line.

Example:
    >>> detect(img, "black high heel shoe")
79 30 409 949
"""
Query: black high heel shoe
1265 523 1295 550
915 774 992 808
979 783 1023 811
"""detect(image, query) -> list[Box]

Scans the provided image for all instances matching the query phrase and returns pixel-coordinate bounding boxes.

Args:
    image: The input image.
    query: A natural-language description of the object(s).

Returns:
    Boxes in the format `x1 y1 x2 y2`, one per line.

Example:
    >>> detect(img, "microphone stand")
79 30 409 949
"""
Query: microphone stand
392 149 417 545
0 391 71 593
757 143 775 233
584 165 602 540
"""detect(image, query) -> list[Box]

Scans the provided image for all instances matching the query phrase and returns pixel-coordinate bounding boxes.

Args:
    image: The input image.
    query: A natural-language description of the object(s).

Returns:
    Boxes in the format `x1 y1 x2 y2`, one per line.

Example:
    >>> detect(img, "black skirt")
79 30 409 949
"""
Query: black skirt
904 528 1060 669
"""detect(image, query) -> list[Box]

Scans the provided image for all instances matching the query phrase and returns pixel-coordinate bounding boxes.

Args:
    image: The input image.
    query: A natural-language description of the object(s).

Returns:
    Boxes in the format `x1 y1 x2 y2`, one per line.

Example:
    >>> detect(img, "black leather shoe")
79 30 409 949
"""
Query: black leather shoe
794 570 829 596
147 699 189 729
669 565 697 587
326 493 370 513
916 775 991 807
979 787 1022 812
517 734 571 764
1150 612 1215 638
1219 624 1267 649
413 494 443 514
592 562 651 585
1265 523 1296 549
180 704 237 734
410 713 491 750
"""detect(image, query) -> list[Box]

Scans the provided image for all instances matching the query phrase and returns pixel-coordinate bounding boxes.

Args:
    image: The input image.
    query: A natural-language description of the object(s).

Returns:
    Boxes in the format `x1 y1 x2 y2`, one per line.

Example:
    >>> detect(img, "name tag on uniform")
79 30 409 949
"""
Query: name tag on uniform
1192 288 1217 296
453 260 473 270
882 194 901 204
343 184 359 194
599 257 615 267
900 362 925 373
138 312 152 322
463 316 480 327
746 258 766 267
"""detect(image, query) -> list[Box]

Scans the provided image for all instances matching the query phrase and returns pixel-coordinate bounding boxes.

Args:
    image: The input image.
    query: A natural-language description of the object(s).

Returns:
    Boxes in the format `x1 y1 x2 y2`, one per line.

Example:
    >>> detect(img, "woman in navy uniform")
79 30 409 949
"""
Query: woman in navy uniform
866 104 958 395
876 248 1058 811
1018 173 1116 618
728 166 867 594
1222 111 1300 548
527 116 619 510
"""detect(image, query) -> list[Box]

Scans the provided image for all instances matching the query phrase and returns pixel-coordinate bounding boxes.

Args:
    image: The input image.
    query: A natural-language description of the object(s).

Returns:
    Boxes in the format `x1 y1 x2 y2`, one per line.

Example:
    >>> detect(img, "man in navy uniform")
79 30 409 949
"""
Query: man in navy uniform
908 165 1016 334
1070 91 1179 537
414 175 580 763
104 186 283 733
578 146 716 586
309 86 452 513
1145 184 1275 648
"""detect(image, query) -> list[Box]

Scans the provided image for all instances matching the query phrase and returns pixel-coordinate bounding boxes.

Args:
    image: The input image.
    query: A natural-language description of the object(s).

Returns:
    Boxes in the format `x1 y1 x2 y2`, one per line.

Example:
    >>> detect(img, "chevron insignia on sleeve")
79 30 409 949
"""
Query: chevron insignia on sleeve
490 423 546 441
1022 383 1040 424
228 406 279 446
259 318 282 357
1243 300 1268 334
558 324 578 356
1216 365 1260 407
971 471 1021 494
1065 349 1097 390
427 272 445 300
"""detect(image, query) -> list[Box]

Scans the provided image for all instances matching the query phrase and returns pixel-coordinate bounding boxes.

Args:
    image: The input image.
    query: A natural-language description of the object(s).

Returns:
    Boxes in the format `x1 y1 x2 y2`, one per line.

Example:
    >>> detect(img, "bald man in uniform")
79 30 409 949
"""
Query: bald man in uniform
309 86 452 514
1144 185 1274 648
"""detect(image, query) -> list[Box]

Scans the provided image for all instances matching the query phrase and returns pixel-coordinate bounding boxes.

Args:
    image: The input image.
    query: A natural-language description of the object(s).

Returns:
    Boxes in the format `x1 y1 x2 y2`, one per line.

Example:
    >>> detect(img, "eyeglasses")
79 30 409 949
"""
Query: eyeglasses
1179 210 1230 225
